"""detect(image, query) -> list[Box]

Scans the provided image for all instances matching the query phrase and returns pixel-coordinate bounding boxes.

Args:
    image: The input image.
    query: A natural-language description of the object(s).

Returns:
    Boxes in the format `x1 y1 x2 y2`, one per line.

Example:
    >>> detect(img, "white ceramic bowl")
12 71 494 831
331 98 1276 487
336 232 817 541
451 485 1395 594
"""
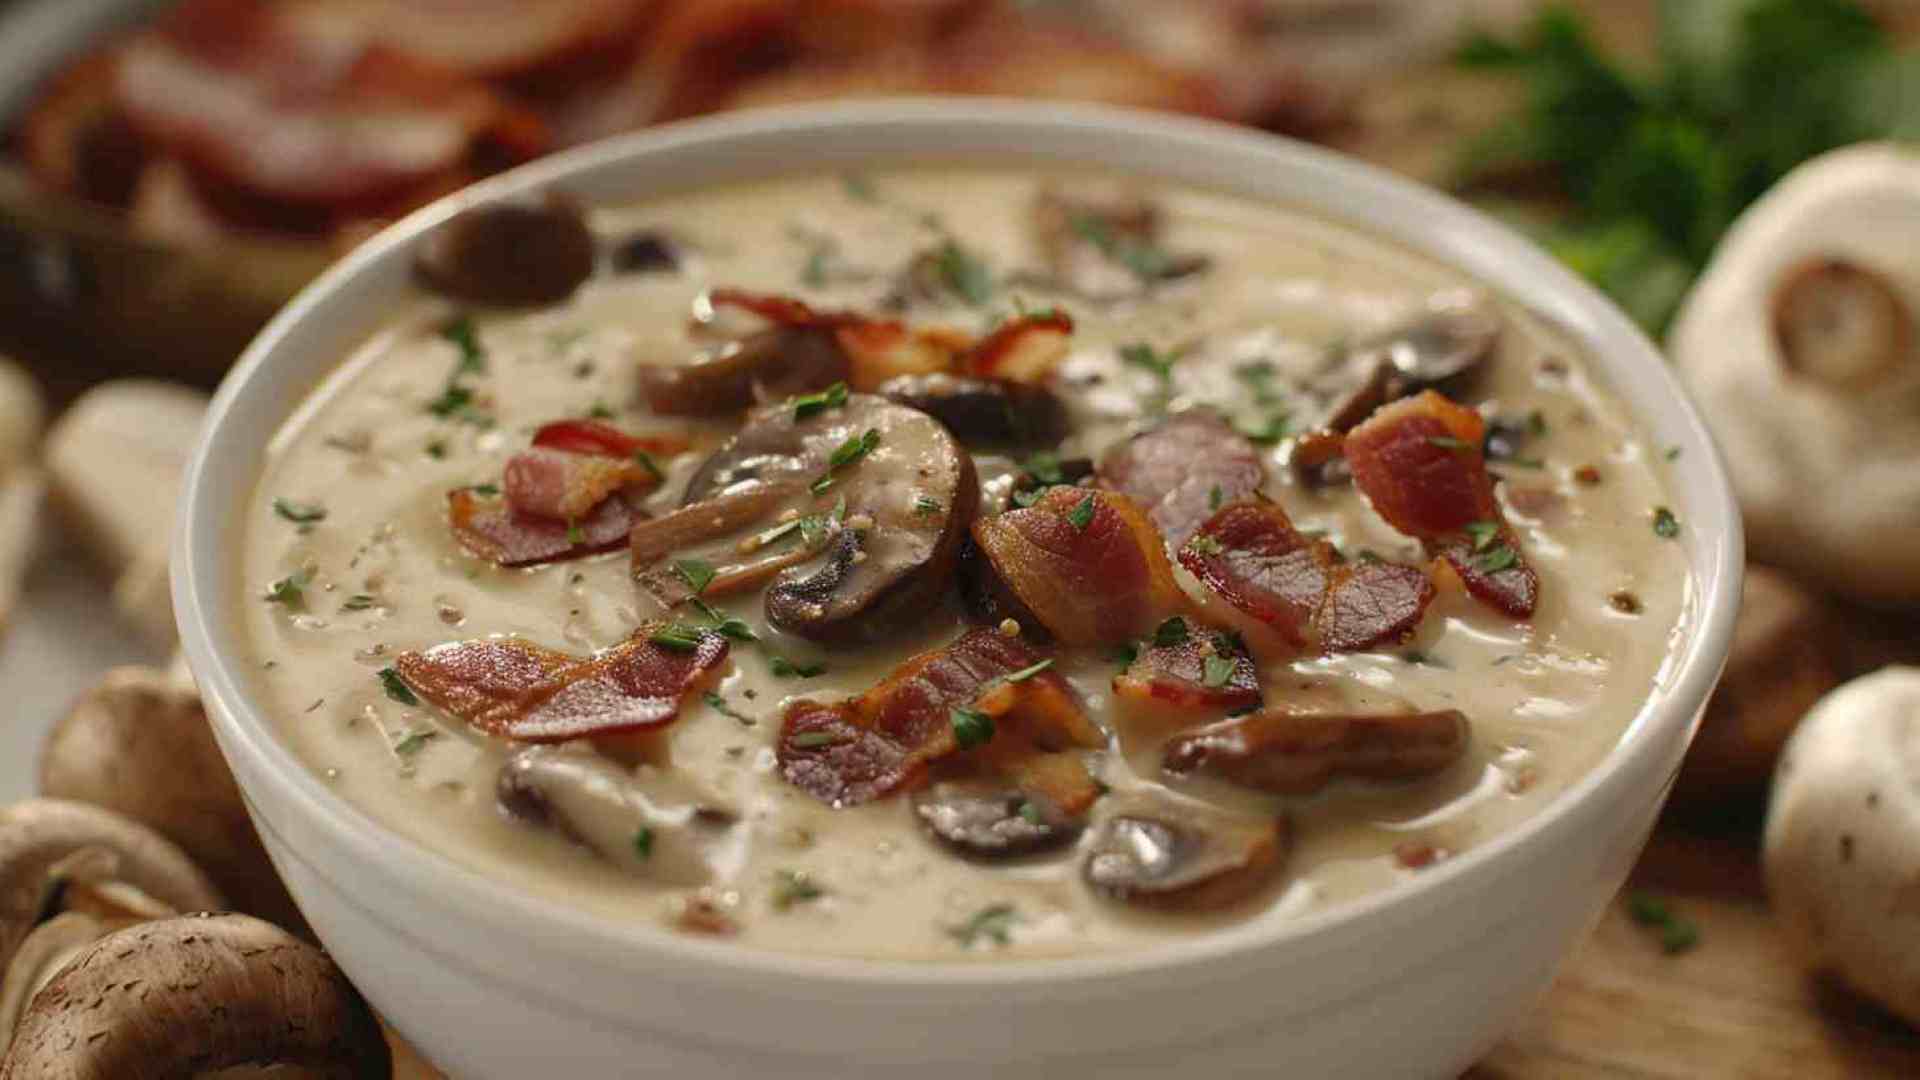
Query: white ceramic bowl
174 100 1743 1080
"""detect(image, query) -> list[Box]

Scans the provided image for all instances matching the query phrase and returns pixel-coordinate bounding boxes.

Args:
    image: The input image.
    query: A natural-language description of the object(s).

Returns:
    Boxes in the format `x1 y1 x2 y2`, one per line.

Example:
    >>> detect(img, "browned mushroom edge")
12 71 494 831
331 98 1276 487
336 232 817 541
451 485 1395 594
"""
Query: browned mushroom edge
1081 793 1289 912
414 193 596 308
1161 710 1472 796
911 777 1086 860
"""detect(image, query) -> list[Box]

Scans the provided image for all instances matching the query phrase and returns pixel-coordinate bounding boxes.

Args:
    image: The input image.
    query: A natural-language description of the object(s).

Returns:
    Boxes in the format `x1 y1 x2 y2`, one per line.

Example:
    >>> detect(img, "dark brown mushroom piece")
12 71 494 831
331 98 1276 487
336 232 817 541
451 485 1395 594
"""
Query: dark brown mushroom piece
912 779 1084 859
876 372 1066 447
1771 256 1913 391
640 328 850 417
1082 794 1288 912
497 745 735 887
1162 709 1470 795
1031 186 1210 300
609 230 682 275
414 194 596 307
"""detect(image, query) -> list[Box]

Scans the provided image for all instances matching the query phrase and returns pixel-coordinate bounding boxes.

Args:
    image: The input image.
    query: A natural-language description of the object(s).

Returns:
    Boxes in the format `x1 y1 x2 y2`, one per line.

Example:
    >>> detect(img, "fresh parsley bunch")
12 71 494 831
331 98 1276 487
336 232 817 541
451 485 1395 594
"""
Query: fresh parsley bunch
1458 0 1920 334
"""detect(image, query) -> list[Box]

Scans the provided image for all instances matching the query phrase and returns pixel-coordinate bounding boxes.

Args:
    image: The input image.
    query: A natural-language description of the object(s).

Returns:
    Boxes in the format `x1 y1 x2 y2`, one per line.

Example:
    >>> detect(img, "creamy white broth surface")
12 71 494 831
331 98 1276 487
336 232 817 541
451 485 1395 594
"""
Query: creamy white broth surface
238 169 1691 960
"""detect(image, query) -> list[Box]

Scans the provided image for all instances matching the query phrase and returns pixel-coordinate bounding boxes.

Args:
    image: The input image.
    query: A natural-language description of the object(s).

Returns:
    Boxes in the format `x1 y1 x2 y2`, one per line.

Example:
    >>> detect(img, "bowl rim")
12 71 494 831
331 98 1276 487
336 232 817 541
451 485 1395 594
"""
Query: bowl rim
174 97 1744 989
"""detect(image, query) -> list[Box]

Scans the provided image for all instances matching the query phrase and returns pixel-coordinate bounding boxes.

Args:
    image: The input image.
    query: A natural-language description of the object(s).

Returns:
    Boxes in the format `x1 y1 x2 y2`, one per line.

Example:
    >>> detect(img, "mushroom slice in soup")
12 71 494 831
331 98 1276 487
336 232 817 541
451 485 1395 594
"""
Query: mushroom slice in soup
641 325 851 417
1030 186 1209 300
1320 292 1502 434
1344 391 1538 618
876 372 1067 447
1161 709 1471 795
391 623 729 742
969 487 1184 646
414 196 595 307
912 776 1086 859
1082 793 1287 912
1178 498 1434 653
1097 409 1265 547
776 628 1100 808
497 745 735 886
1112 623 1261 715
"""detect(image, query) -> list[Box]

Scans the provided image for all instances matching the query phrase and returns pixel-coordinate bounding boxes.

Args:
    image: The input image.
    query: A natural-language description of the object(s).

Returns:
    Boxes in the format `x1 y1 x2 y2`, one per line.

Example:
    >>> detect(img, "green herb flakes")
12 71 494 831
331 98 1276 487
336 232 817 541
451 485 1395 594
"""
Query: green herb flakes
633 827 655 861
773 869 825 910
950 707 995 750
703 690 754 727
948 903 1017 948
272 498 327 525
1201 655 1236 689
441 315 484 376
840 173 879 202
649 624 710 652
1004 659 1054 683
1017 801 1045 825
566 522 587 547
1153 616 1190 648
789 730 847 749
1119 342 1175 382
341 594 377 612
770 656 827 679
1625 890 1700 955
674 558 716 596
1652 506 1681 539
792 381 850 421
812 428 881 494
1427 435 1473 451
914 495 943 515
377 668 418 707
1065 492 1097 531
393 730 437 757
1185 534 1224 557
264 569 312 609
1465 520 1501 552
1474 544 1520 574
936 241 994 306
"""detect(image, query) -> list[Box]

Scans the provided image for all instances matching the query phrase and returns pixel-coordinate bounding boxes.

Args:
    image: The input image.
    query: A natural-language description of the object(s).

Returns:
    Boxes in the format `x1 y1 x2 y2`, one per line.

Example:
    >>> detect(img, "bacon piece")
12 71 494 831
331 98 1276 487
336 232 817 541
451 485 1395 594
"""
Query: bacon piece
503 447 652 523
776 628 1099 808
970 487 1185 646
530 419 689 460
1113 628 1261 714
393 624 730 742
1344 391 1538 617
1162 709 1471 795
113 0 548 210
959 311 1074 384
1097 410 1265 547
447 488 634 567
1180 499 1434 653
704 287 969 392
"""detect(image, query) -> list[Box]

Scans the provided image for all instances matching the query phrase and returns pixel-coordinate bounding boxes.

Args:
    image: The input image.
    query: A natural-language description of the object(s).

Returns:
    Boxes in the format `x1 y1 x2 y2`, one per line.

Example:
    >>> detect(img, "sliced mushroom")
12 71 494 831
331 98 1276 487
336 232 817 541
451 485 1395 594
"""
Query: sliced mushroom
1082 794 1287 912
1 913 390 1079
1771 257 1912 391
676 394 979 643
1317 290 1502 440
1162 709 1470 795
875 372 1066 446
414 194 596 307
0 913 118 1053
640 328 850 417
608 229 682 275
0 799 222 980
1031 186 1209 300
37 667 297 928
911 778 1085 859
498 745 737 887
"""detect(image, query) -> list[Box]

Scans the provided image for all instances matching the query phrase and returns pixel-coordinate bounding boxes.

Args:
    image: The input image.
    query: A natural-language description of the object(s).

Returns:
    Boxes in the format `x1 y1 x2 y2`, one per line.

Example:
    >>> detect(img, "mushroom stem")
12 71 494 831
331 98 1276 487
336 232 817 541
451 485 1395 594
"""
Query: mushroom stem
0 914 391 1079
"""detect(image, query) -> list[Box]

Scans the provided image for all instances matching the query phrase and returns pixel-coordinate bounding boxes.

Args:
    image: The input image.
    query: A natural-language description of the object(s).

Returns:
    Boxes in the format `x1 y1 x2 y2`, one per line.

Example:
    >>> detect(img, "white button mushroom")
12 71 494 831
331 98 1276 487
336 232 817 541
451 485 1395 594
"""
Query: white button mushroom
0 359 45 638
1764 666 1920 1025
1671 143 1920 603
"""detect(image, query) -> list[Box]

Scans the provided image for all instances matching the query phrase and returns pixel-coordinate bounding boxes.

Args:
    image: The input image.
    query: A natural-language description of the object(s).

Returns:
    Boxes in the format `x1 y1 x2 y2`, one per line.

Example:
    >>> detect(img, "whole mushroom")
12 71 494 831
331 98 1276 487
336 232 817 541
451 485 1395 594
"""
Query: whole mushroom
1 913 391 1079
37 666 301 929
1765 667 1920 1027
1672 143 1920 603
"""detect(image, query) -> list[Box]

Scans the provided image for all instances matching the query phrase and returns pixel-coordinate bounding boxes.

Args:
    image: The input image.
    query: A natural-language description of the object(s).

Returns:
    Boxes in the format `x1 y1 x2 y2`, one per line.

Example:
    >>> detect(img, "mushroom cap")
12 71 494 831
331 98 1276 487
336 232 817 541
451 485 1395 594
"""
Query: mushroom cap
38 667 298 928
0 913 117 1053
1671 143 1920 602
0 799 223 981
0 913 391 1080
1764 666 1920 1026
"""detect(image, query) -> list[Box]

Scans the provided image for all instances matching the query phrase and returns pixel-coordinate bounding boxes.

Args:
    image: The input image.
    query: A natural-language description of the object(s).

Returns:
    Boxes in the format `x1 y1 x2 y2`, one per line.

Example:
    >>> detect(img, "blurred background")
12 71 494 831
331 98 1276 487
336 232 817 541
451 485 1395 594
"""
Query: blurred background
1 1 1919 1076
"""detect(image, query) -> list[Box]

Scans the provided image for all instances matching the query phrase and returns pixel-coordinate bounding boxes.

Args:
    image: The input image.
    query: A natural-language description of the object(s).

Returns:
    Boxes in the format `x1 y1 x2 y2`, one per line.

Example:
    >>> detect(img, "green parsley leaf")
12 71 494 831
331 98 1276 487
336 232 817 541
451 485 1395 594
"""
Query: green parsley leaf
1110 643 1139 670
792 381 850 421
1427 435 1473 451
1475 544 1520 574
841 172 880 202
1464 520 1501 552
947 903 1017 948
632 450 663 481
773 868 825 910
1021 451 1067 486
789 730 847 749
1185 534 1224 557
1665 445 1683 462
633 827 655 860
914 495 942 515
812 428 881 494
272 498 327 525
441 315 485 376
950 707 995 750
587 401 616 420
703 690 755 727
649 624 710 652
566 522 586 546
1153 616 1190 647
1119 342 1175 381
770 655 827 679
378 668 418 706
466 482 500 497
393 730 437 756
264 569 312 609
1208 485 1224 511
1065 492 1097 531
674 558 716 596
1652 506 1681 539
341 594 377 612
1004 659 1054 683
1236 413 1292 445
936 241 994 306
425 438 448 460
1201 655 1236 689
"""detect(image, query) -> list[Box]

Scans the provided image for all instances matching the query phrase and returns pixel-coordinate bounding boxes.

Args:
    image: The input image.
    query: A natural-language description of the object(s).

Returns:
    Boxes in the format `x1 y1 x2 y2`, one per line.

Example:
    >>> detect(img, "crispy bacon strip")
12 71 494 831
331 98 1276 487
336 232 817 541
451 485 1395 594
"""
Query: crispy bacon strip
776 628 1099 808
1180 499 1434 653
448 487 634 567
706 287 972 392
530 419 689 459
970 487 1185 646
1097 410 1265 547
1344 391 1538 617
958 311 1074 384
392 624 729 742
503 447 651 523
1113 628 1261 714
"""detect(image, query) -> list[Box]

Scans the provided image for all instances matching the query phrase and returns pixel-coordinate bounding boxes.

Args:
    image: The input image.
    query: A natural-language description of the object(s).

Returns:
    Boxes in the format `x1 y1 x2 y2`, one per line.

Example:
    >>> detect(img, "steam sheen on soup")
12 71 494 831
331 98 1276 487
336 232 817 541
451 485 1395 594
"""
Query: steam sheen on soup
238 169 1691 960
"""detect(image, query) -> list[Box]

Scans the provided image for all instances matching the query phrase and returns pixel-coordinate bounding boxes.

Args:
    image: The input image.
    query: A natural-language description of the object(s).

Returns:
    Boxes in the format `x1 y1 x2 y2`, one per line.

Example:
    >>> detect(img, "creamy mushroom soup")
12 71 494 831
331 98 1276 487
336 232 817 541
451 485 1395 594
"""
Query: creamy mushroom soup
238 169 1691 960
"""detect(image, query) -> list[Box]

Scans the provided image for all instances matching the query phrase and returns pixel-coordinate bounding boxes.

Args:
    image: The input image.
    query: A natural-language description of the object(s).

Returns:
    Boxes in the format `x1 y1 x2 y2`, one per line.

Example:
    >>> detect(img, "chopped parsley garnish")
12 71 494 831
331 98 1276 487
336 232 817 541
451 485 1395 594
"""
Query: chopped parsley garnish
802 247 832 288
272 498 327 525
1065 492 1097 531
341 594 377 612
1427 435 1473 451
632 450 663 482
1474 544 1520 574
1527 410 1549 437
1017 801 1045 826
1201 655 1236 689
649 624 711 652
935 240 994 306
1236 413 1292 445
1208 485 1224 511
1004 659 1054 683
441 315 484 376
674 558 716 596
772 868 825 910
467 482 501 496
1664 446 1682 462
427 319 492 425
1652 506 1681 539
789 730 847 749
425 438 448 460
1119 342 1175 382
1153 616 1190 647
377 668 418 706
632 827 655 861
1109 643 1140 670
811 428 881 494
264 569 312 609
947 903 1017 948
1069 212 1178 281
840 172 879 202
703 690 754 727
1464 520 1501 552
393 730 437 756
791 381 850 421
914 495 943 515
770 655 827 679
565 522 587 546
1626 891 1700 954
950 707 996 750
1021 451 1067 486
587 401 616 420
1233 359 1284 405
1185 534 1224 557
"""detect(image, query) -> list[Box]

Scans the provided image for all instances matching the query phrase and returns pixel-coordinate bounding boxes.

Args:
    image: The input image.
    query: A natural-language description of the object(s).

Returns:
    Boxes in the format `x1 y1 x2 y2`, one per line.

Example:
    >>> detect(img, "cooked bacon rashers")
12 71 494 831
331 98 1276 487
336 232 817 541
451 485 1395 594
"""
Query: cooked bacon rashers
1179 499 1434 653
1112 627 1262 715
969 486 1185 646
1097 410 1265 547
392 623 730 742
1343 391 1539 618
777 628 1103 809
